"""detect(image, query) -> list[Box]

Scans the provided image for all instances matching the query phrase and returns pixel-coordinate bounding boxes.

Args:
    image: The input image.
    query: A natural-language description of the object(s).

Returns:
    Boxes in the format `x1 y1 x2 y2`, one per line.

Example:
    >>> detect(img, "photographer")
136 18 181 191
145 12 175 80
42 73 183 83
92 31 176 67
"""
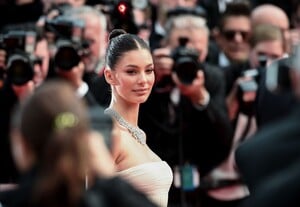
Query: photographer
225 23 289 129
139 13 233 207
234 44 300 207
225 23 296 130
56 5 111 107
199 23 293 207
42 9 104 108
0 23 50 184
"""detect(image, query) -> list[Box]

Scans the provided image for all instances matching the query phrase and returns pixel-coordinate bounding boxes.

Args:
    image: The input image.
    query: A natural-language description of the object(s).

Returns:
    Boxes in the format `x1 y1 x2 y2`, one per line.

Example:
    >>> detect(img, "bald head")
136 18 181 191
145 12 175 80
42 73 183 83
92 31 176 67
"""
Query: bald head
251 4 291 53
251 4 289 30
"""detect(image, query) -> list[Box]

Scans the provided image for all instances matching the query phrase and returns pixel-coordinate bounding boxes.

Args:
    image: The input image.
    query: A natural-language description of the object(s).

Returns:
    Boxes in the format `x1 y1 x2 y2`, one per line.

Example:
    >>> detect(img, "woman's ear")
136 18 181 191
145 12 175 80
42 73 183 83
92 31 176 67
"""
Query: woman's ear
104 67 117 85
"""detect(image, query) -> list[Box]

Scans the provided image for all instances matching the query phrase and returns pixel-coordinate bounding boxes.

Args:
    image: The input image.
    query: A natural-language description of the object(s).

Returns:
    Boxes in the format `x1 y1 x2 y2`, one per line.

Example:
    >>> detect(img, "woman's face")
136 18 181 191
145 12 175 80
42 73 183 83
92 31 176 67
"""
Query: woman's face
111 49 155 104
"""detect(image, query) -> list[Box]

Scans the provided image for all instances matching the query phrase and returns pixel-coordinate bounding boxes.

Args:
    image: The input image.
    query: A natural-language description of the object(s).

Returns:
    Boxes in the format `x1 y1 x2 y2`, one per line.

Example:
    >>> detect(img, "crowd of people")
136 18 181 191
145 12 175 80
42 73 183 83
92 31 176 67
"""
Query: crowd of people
0 0 300 207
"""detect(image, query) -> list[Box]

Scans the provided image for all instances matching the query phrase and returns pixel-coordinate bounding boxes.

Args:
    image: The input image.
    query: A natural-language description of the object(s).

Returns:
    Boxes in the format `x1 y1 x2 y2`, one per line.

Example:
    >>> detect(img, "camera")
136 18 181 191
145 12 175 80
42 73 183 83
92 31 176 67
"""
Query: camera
0 30 41 85
45 15 90 70
237 69 259 95
264 43 300 94
237 54 267 99
171 37 202 85
265 57 292 94
0 30 36 54
235 68 259 116
6 52 36 86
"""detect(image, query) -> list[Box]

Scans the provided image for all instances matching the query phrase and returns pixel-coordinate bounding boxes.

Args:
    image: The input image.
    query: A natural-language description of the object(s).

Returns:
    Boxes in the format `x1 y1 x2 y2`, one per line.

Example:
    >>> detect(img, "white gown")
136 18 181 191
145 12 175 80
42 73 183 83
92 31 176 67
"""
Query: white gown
117 161 173 207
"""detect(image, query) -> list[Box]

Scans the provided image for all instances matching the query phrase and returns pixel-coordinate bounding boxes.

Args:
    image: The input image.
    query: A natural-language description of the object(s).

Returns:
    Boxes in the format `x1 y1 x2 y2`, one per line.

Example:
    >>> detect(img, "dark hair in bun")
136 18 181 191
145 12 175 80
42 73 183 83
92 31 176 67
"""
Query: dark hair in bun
105 29 150 70
108 29 127 41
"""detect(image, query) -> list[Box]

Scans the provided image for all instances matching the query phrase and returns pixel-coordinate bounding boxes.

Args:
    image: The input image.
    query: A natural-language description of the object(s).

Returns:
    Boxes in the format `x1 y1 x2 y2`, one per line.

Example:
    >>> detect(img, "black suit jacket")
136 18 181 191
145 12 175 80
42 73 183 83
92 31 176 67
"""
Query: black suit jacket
83 72 111 108
255 69 298 128
235 105 300 207
139 63 233 176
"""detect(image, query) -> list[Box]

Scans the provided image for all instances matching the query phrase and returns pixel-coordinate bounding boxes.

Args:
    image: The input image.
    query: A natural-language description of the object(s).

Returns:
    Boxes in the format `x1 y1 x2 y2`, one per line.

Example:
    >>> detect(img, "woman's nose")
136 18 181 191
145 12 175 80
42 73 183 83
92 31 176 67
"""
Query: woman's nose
138 72 147 83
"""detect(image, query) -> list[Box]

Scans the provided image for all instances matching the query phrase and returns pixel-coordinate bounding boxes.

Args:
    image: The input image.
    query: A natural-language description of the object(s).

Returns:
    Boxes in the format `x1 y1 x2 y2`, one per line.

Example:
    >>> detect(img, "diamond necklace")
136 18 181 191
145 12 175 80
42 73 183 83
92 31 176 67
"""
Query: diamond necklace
104 108 146 145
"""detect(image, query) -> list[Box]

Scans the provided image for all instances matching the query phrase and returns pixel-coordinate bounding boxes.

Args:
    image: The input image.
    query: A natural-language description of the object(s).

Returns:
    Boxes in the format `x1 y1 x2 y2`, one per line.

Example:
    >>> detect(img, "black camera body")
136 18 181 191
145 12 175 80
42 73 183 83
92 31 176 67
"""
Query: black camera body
0 30 40 85
171 37 202 85
0 30 36 54
45 16 89 71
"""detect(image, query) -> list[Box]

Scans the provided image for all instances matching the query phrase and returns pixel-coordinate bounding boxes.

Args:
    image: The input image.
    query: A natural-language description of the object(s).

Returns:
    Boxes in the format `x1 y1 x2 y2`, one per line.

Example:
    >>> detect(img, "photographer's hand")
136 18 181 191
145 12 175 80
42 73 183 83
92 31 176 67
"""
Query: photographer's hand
0 49 7 69
12 80 35 102
172 70 210 107
152 47 173 84
0 49 6 89
56 61 85 88
226 76 257 120
226 78 240 120
15 0 34 5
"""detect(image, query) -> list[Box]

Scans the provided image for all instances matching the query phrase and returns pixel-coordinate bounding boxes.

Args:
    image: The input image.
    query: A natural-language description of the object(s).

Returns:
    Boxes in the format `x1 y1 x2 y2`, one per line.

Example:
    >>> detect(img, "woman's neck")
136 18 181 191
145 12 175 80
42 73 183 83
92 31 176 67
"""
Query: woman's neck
109 100 140 127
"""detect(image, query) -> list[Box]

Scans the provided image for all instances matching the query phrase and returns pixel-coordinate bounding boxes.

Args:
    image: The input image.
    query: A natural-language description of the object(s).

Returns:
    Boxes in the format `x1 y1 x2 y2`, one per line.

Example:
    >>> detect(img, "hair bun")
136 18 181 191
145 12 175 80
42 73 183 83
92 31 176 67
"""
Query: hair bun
109 29 127 40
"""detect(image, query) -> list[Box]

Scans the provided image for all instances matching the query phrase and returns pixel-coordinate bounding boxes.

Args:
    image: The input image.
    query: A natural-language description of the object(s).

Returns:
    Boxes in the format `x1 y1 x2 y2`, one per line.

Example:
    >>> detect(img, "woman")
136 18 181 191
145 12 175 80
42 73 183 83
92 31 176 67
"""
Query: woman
103 29 173 207
0 79 158 207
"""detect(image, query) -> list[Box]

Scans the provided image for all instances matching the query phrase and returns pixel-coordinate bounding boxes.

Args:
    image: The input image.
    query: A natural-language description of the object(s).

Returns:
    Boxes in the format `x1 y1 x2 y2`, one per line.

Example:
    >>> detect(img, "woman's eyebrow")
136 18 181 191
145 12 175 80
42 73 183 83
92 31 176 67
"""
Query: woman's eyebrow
124 63 154 68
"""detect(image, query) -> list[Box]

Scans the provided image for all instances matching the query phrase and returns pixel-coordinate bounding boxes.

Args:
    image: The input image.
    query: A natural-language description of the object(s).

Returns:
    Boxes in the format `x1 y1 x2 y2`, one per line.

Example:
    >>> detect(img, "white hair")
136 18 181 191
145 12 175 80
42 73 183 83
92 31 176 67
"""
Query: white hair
164 14 209 39
64 5 107 32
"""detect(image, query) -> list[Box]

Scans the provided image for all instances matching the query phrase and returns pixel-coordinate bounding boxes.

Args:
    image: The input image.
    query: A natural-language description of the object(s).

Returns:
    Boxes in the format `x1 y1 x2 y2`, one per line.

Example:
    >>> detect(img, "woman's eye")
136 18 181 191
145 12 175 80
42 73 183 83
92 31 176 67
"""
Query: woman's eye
146 68 154 74
126 70 137 75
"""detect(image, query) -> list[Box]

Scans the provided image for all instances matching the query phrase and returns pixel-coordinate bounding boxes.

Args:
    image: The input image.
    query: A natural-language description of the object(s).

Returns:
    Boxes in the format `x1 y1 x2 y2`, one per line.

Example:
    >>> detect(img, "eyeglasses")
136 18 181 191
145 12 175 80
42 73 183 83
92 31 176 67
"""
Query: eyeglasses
222 30 250 41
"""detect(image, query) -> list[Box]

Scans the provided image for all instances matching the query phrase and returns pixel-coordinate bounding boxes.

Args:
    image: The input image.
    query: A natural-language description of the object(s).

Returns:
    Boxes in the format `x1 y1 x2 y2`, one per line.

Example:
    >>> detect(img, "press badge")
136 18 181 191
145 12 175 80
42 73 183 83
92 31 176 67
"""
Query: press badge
173 164 200 191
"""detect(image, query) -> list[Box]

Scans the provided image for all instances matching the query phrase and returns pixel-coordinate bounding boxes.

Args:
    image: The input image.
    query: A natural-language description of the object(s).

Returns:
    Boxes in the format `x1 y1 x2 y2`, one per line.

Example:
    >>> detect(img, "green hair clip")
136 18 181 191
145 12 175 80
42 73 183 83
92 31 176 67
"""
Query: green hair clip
54 112 79 130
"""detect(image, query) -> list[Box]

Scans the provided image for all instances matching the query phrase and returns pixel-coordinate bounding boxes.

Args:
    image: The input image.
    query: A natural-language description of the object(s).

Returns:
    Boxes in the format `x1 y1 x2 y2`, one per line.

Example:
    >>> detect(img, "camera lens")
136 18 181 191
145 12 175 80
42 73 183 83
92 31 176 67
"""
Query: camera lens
7 54 34 86
54 45 80 71
171 37 200 85
173 57 199 85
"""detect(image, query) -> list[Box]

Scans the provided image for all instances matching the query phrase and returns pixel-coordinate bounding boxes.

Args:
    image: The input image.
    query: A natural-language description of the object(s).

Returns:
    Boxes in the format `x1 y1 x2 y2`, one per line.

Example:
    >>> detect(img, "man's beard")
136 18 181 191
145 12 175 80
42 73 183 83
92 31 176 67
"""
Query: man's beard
84 56 101 72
